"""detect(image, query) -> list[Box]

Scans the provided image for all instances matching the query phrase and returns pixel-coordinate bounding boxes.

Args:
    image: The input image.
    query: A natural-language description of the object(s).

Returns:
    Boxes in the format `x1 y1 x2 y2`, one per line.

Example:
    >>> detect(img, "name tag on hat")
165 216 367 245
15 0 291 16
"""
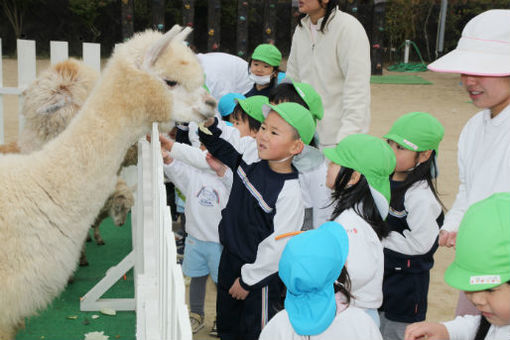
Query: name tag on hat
470 275 501 285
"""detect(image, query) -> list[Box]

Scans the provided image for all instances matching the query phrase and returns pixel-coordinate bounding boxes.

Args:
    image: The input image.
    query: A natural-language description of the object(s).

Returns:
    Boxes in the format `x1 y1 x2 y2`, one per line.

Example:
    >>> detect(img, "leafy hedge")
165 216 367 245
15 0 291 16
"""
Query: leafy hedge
0 0 508 60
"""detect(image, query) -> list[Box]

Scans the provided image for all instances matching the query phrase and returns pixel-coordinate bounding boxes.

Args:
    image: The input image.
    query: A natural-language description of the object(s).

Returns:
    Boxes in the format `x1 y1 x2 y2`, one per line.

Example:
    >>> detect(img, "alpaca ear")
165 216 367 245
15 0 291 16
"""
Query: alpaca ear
142 25 184 70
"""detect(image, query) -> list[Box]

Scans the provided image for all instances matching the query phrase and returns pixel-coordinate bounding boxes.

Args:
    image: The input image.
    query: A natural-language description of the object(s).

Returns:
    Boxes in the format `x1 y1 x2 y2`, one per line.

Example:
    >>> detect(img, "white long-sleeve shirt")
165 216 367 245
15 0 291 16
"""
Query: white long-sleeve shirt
196 52 254 101
163 158 229 243
443 315 510 340
259 306 382 340
334 207 384 309
383 181 442 255
286 9 371 148
443 105 510 232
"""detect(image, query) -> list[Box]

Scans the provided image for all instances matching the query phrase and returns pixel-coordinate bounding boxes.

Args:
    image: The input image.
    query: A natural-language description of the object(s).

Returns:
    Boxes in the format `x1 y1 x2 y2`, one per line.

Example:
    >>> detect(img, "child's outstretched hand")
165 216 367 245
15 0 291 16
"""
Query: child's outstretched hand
404 321 449 340
229 278 249 300
159 134 175 152
206 152 227 177
438 230 457 248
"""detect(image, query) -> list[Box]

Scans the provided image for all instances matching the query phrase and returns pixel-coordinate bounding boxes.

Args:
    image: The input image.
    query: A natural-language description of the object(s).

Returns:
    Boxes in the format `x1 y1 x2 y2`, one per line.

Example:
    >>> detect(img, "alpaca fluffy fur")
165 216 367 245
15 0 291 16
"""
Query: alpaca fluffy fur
79 178 135 266
0 26 215 339
18 58 100 154
0 59 98 155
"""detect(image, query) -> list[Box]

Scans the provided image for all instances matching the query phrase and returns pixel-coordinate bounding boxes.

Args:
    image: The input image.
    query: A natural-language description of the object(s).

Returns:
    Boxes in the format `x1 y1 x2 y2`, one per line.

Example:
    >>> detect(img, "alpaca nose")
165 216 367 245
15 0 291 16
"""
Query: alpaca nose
204 94 216 110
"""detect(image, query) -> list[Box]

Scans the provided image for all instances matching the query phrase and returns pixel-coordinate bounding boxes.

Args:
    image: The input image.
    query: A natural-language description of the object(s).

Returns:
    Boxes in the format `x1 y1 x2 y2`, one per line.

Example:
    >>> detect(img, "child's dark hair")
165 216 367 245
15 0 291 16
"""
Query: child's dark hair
389 149 445 210
269 83 309 109
473 280 510 340
297 0 339 33
269 84 318 147
231 104 261 132
333 267 354 305
221 114 231 122
248 59 279 89
329 167 389 240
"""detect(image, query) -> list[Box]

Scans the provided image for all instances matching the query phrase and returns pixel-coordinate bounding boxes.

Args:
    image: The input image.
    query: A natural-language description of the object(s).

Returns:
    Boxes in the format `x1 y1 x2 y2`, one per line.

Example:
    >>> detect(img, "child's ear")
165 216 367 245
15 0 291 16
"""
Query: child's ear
348 171 361 187
418 150 433 163
291 139 305 155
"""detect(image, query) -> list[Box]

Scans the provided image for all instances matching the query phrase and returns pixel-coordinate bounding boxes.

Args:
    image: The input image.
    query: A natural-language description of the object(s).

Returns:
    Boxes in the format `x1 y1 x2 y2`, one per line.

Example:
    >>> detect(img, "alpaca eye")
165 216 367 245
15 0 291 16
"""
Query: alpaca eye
165 80 178 87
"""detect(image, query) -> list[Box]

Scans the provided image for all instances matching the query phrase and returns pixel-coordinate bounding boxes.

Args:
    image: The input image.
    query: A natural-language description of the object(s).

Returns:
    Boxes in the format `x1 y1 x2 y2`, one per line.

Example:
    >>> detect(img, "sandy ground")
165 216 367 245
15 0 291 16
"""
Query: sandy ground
1 59 477 339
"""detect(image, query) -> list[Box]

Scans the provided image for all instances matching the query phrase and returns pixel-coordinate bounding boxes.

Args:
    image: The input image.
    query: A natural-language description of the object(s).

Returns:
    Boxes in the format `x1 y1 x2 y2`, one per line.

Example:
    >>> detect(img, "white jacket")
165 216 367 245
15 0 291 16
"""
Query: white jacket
163 158 229 243
443 315 510 340
383 181 442 255
443 105 510 232
334 207 384 309
286 9 371 147
259 307 382 340
196 52 253 101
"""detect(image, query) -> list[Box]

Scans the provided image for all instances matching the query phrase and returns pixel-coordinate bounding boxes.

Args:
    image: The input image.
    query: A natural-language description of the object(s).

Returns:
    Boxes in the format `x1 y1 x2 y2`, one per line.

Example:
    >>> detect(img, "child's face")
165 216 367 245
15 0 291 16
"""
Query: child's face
257 111 301 161
461 74 510 116
465 283 510 326
326 161 341 189
232 116 257 138
250 60 275 77
387 140 430 180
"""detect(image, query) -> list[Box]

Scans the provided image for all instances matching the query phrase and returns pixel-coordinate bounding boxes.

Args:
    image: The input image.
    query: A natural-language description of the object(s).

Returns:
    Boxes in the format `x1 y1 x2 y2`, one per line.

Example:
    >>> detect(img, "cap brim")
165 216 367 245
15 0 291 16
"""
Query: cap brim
428 49 510 76
323 148 342 166
285 288 336 336
384 133 419 152
445 261 510 291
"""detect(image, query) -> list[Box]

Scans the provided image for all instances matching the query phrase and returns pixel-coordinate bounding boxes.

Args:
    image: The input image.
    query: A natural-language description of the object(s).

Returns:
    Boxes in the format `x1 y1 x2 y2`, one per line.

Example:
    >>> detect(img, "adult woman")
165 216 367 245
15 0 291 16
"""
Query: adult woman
286 0 371 148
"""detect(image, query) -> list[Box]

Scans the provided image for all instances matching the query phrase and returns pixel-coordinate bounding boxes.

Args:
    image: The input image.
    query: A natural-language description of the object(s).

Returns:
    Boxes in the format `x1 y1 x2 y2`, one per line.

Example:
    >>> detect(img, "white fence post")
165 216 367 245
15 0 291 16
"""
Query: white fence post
50 41 69 65
16 39 36 134
0 38 4 144
83 42 101 73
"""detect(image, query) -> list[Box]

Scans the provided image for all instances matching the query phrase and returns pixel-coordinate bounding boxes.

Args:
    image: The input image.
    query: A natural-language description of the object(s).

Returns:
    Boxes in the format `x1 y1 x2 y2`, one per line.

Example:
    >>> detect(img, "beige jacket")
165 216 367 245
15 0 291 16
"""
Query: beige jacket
286 9 371 148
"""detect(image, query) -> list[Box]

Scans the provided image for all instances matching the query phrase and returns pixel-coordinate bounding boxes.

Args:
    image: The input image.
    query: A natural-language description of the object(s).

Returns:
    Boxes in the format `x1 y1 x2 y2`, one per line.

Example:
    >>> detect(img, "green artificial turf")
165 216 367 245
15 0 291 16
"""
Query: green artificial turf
370 74 433 85
16 215 135 340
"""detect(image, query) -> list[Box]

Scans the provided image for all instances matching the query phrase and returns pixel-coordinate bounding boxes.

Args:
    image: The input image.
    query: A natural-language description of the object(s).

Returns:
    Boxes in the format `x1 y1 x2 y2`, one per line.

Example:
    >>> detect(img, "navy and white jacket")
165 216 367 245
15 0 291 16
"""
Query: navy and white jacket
381 180 444 323
199 119 304 291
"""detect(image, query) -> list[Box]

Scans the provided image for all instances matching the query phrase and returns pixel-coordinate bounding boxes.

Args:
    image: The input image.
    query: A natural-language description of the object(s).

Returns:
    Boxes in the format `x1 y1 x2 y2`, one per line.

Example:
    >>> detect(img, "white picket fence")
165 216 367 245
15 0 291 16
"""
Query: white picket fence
0 39 191 339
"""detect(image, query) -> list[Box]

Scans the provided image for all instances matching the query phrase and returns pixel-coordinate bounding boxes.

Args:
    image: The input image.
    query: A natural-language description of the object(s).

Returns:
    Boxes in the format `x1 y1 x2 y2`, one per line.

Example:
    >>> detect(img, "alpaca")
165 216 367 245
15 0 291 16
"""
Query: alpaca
0 59 99 155
79 178 135 266
0 26 215 340
18 58 100 154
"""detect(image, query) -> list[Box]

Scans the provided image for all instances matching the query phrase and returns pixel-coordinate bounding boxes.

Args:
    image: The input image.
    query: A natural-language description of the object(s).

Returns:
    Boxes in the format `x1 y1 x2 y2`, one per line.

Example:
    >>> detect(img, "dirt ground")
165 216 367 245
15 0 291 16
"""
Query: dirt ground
1 59 477 339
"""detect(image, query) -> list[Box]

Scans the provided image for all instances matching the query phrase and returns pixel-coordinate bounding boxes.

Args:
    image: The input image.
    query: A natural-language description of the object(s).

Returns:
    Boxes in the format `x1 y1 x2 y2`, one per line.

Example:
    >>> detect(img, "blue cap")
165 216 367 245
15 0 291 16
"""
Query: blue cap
277 71 286 84
279 221 349 336
218 93 245 117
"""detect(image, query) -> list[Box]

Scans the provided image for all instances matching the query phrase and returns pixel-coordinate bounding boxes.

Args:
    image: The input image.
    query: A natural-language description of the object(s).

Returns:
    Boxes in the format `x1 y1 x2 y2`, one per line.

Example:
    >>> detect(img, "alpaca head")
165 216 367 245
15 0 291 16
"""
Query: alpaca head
18 59 99 153
113 26 216 131
108 179 135 226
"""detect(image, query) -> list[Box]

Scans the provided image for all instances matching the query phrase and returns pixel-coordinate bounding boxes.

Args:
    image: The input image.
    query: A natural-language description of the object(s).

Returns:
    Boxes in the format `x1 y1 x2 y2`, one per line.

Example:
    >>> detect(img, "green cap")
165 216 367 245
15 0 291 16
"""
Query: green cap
323 134 396 218
262 103 316 144
236 95 268 123
251 44 282 67
281 78 324 122
444 193 510 291
384 112 444 154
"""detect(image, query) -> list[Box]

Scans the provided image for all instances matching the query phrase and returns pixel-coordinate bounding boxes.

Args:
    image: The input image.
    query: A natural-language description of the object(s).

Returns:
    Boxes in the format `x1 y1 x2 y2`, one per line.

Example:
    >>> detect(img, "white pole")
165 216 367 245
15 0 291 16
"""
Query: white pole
50 41 69 65
17 39 36 134
404 40 410 64
0 38 4 145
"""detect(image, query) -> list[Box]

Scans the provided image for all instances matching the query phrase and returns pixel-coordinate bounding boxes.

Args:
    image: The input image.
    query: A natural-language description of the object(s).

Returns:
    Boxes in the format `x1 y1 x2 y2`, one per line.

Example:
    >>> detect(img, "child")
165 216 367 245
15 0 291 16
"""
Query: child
259 221 383 339
323 134 396 326
404 193 510 340
244 44 282 97
218 93 246 122
379 112 445 340
198 102 315 340
426 9 510 316
161 139 229 335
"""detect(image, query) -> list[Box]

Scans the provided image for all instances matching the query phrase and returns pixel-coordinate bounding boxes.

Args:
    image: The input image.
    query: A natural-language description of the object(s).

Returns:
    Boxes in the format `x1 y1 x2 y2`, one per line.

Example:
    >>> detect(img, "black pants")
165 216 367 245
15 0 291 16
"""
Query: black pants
217 249 281 340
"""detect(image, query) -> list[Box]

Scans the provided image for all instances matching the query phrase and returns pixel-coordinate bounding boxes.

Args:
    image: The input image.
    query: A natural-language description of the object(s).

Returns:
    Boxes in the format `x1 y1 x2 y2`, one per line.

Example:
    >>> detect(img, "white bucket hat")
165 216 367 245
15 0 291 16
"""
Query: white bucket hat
428 9 510 76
